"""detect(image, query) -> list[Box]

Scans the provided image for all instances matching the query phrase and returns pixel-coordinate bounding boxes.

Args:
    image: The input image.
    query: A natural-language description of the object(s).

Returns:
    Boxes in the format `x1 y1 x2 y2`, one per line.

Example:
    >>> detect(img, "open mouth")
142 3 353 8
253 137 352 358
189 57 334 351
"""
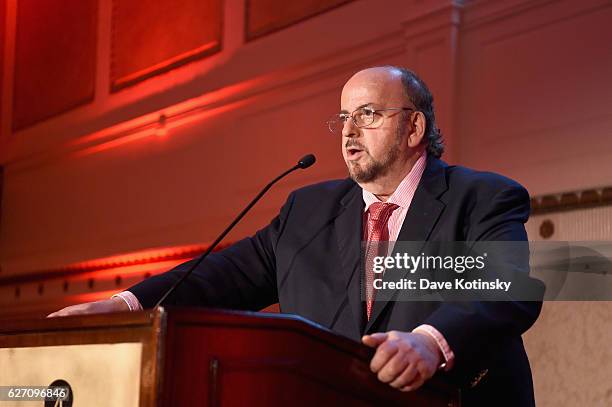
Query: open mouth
346 147 364 159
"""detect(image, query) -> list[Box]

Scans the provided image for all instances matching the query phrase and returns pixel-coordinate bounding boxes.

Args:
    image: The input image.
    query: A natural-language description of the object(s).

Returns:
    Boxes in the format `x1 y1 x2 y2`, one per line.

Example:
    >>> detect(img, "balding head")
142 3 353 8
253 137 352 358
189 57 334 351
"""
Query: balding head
343 66 444 159
341 67 408 112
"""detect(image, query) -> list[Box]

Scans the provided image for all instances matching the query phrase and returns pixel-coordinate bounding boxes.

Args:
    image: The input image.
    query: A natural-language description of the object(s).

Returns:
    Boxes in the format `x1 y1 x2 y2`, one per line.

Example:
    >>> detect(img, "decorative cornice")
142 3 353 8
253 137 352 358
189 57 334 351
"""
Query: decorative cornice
531 187 612 215
0 242 230 286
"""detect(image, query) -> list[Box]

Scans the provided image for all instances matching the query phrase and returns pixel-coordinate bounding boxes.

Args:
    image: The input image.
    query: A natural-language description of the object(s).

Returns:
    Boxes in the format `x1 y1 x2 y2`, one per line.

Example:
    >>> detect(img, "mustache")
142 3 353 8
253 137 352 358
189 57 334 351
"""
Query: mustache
345 141 367 151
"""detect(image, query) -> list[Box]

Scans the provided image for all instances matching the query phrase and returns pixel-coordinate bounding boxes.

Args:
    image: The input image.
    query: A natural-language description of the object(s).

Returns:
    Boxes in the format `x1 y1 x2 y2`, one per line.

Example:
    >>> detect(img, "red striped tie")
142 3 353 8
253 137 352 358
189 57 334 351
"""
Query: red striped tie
364 202 399 320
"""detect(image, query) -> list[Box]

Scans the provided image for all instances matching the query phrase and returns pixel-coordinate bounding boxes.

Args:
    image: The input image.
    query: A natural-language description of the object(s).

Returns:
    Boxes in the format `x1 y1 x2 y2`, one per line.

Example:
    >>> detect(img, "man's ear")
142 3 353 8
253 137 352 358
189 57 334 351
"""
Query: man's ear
407 111 426 148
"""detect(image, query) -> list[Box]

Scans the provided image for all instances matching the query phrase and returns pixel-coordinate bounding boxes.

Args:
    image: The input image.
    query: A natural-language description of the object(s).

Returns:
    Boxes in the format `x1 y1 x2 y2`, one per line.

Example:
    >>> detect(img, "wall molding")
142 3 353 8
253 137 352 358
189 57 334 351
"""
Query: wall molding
244 0 354 41
0 242 228 286
109 0 224 91
531 187 612 215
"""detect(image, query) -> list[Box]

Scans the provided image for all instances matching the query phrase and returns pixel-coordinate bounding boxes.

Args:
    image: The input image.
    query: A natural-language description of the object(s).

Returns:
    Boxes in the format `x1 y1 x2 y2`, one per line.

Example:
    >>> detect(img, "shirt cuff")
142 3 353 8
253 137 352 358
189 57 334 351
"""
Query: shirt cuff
111 291 143 311
413 324 455 371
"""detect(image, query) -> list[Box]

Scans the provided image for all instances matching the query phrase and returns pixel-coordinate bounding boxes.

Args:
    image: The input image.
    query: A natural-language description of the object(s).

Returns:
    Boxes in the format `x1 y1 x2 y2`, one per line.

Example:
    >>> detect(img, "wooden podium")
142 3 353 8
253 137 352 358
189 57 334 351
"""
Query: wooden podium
0 308 460 406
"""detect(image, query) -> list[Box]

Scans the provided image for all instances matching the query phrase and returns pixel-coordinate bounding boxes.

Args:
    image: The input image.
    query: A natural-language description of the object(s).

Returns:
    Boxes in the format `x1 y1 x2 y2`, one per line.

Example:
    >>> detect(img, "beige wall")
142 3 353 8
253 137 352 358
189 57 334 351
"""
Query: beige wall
526 207 612 406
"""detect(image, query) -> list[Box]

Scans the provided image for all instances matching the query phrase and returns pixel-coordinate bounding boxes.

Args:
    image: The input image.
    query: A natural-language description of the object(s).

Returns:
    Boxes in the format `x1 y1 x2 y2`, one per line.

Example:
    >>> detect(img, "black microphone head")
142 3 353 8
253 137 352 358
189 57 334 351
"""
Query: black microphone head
297 154 316 169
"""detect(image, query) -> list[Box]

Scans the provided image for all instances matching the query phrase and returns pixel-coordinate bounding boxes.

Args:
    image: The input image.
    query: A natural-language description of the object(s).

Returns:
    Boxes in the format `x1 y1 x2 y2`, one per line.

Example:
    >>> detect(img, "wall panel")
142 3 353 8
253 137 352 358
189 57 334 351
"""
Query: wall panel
246 0 352 40
12 0 97 130
111 0 223 91
458 2 612 195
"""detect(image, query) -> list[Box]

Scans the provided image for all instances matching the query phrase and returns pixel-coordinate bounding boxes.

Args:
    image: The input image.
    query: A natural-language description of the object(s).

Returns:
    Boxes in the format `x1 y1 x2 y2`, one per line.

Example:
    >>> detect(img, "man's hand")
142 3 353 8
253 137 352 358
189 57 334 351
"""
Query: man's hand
47 297 130 318
362 330 442 392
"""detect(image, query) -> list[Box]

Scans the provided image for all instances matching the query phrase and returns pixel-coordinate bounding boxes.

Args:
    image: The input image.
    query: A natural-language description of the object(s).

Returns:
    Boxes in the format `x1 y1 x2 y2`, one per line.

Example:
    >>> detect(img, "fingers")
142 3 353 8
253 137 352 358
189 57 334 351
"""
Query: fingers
399 375 426 392
389 363 419 390
47 306 75 318
46 299 126 318
369 337 400 374
366 331 439 393
47 304 88 318
362 332 387 348
376 350 410 383
376 348 426 391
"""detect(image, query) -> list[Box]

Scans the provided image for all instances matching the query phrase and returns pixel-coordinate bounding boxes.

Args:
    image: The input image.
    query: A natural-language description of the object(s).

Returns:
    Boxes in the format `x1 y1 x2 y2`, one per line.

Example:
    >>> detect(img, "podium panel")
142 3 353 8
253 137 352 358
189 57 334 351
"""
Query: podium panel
0 343 141 406
0 308 460 406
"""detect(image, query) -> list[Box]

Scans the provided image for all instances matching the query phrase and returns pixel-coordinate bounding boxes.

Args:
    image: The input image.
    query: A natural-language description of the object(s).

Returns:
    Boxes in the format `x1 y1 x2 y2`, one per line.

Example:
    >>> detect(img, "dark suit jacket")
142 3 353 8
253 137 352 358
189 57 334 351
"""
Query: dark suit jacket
130 156 543 406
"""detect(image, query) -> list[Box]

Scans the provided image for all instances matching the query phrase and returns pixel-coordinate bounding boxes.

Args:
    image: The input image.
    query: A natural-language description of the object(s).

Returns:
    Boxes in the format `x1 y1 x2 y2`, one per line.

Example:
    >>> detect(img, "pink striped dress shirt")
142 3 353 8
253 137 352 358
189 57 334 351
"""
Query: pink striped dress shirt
362 152 454 371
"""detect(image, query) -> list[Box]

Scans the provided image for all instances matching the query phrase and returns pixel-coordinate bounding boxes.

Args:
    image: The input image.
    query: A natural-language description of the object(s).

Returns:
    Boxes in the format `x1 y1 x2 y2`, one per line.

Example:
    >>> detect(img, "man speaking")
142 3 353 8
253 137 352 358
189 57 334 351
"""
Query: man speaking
50 66 542 406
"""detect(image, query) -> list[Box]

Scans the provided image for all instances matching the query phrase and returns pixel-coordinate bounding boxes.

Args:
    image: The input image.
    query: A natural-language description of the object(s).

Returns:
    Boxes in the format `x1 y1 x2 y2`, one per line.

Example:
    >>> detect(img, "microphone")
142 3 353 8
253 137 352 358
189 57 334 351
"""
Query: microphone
154 154 317 308
297 154 316 169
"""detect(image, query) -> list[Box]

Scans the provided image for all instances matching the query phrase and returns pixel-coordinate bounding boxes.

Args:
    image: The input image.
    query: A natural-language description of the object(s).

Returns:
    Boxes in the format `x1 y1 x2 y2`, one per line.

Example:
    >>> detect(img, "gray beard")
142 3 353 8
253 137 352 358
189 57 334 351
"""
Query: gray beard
347 150 399 183
347 119 406 183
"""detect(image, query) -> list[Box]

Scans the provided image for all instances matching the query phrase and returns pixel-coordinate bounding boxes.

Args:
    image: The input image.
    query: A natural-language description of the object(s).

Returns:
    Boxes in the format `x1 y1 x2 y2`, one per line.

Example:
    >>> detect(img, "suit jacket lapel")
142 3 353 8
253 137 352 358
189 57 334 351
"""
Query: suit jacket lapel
333 183 365 334
365 157 449 333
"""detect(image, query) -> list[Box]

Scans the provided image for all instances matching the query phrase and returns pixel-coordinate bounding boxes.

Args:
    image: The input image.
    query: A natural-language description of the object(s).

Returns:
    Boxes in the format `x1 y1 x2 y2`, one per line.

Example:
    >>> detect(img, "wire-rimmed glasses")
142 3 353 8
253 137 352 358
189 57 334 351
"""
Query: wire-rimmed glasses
327 106 414 134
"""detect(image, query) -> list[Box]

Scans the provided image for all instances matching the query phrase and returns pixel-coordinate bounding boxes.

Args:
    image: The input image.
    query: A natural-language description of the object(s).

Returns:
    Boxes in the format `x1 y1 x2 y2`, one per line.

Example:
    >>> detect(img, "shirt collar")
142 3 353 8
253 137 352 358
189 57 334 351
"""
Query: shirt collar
362 152 427 212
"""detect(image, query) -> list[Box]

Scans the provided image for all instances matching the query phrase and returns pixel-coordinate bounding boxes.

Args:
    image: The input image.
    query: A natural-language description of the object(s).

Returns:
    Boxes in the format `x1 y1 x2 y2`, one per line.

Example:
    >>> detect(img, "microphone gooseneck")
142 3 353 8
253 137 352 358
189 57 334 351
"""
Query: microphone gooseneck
154 154 317 308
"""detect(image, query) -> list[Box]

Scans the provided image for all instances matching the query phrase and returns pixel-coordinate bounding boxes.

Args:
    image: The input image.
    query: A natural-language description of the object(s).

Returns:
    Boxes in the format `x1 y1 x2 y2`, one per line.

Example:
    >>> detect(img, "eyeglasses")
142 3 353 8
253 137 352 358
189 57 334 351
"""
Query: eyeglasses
327 106 414 134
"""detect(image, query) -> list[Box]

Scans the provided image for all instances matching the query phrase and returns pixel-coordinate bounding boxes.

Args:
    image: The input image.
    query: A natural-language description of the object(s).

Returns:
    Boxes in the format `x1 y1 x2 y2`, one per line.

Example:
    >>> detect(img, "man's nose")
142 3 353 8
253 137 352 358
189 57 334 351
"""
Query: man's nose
342 118 358 138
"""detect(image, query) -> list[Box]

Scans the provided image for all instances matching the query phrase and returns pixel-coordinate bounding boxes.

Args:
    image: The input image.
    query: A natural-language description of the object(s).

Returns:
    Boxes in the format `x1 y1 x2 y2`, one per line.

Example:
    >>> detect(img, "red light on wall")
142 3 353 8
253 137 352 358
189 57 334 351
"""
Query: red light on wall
155 113 168 137
68 76 262 157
